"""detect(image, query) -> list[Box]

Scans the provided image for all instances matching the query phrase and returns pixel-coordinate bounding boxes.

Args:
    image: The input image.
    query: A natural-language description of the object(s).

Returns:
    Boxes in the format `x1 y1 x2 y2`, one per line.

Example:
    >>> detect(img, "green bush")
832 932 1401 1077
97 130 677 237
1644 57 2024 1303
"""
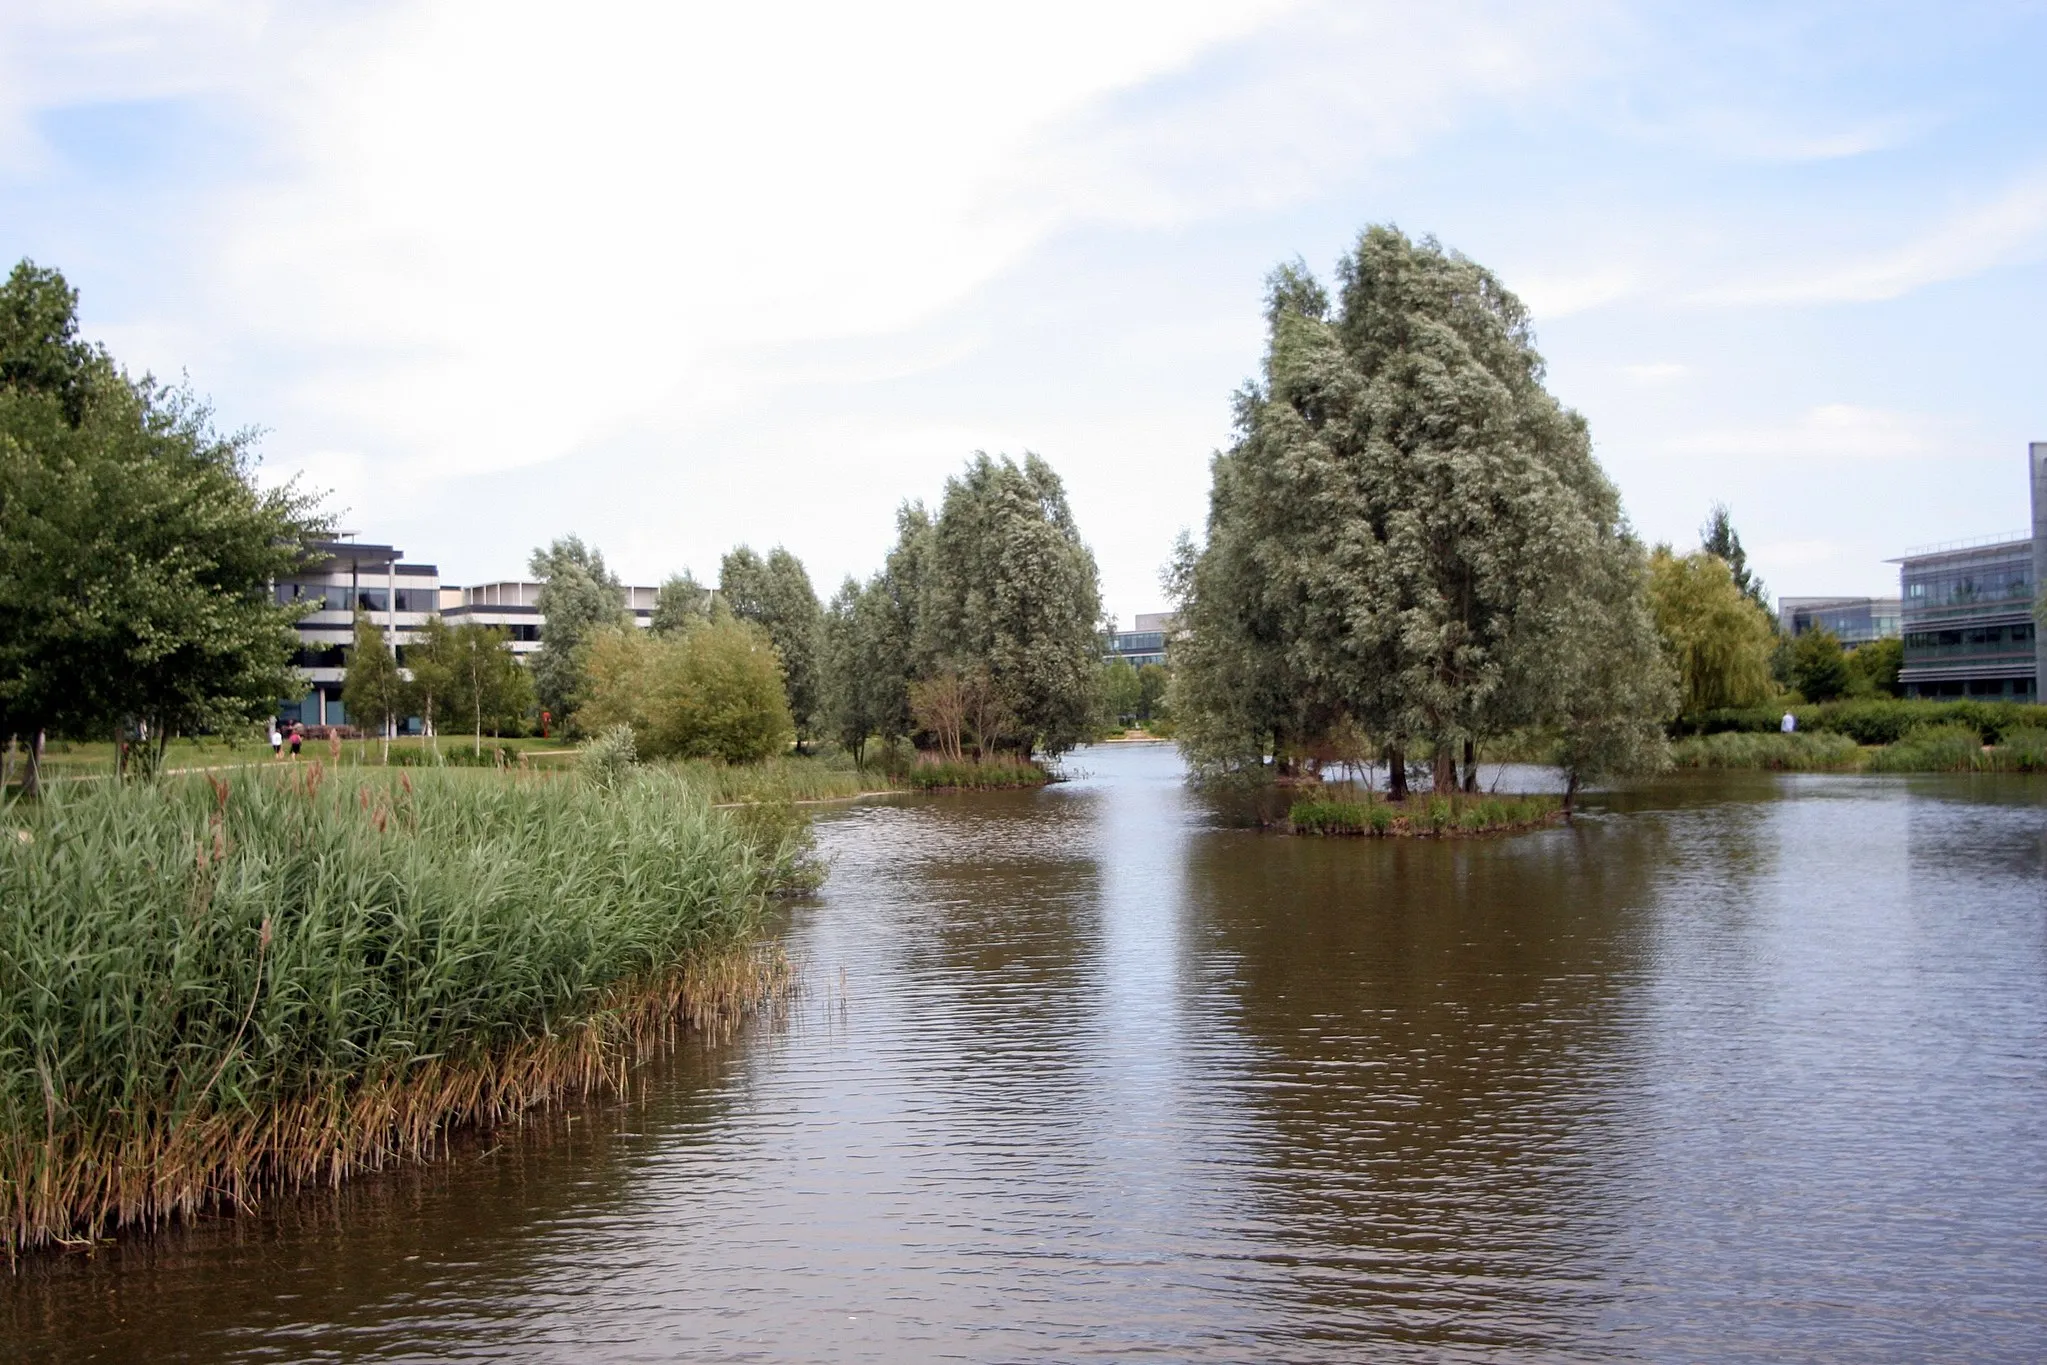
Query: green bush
1682 698 2047 746
1866 722 1986 773
1991 727 2047 772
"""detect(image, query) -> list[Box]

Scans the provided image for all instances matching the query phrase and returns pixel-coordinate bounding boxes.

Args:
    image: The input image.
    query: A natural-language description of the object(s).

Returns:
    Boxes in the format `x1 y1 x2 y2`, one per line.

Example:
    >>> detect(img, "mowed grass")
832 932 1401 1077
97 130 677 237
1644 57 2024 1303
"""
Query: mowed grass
0 763 800 1257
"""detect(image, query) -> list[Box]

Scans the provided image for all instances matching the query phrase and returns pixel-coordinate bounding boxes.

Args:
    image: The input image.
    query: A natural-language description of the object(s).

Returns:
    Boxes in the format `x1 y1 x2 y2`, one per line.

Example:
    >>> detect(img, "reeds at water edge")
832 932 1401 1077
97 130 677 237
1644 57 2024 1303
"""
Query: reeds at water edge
0 764 801 1258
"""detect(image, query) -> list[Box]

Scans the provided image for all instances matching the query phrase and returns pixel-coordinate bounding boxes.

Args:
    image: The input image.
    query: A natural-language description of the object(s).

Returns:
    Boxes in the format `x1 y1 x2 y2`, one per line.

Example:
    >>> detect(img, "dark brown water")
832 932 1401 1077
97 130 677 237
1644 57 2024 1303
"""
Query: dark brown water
8 743 2047 1361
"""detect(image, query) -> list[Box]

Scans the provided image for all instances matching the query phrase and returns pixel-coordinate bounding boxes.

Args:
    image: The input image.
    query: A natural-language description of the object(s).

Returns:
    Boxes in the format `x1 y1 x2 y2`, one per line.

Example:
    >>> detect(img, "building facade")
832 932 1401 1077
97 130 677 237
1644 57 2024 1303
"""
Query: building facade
1106 612 1176 669
276 539 440 730
1779 596 1902 646
278 546 662 729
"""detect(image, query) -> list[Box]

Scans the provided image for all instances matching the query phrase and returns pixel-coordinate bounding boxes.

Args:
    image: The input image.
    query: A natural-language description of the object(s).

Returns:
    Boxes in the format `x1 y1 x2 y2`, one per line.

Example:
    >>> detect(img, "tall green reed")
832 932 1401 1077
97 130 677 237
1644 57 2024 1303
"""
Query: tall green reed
0 764 794 1254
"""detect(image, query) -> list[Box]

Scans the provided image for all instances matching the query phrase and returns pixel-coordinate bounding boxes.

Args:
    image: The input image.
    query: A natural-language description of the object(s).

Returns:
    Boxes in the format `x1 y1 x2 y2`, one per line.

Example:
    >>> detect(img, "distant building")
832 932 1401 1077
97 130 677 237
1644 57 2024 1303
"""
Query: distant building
275 538 440 730
438 581 659 662
276 548 663 728
1779 596 1901 646
1888 443 2046 701
1106 611 1176 669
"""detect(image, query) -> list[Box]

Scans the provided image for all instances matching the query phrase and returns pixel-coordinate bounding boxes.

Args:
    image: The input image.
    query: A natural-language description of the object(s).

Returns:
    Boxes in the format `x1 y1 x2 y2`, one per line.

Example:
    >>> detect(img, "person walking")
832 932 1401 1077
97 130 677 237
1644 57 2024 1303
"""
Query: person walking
289 722 304 758
269 722 284 760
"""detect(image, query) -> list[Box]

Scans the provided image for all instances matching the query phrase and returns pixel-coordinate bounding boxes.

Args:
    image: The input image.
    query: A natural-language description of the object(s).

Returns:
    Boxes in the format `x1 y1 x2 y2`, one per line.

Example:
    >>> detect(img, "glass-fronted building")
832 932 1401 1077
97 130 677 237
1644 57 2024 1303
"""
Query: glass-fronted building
1889 443 2047 701
1105 612 1176 668
1895 534 2036 700
1780 596 1901 646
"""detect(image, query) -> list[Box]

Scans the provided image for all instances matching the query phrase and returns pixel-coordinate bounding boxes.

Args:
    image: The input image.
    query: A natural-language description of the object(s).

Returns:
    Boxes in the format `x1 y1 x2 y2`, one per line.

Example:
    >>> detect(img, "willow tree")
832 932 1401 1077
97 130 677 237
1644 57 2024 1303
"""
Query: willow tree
1647 547 1777 715
719 545 823 749
1174 227 1670 795
528 536 628 728
917 453 1102 756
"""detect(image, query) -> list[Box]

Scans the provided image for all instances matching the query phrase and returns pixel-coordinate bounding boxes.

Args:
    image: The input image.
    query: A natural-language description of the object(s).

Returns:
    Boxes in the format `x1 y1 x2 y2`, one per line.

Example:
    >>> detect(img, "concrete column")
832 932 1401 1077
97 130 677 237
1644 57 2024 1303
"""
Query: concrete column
2033 442 2047 697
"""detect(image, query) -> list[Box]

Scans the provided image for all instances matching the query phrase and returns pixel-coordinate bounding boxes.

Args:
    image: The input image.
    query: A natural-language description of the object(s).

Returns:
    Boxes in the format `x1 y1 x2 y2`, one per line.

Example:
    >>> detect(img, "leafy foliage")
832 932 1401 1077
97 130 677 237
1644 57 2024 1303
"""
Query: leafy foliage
1647 547 1778 715
578 619 793 763
1170 227 1670 797
0 261 325 788
1789 626 1852 702
528 536 628 725
719 546 823 745
339 613 407 753
1701 503 1769 615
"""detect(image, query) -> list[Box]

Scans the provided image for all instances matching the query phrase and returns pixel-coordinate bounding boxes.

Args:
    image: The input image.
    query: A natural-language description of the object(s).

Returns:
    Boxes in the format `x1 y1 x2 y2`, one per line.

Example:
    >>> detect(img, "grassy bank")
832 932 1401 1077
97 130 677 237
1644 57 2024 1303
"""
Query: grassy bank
1289 791 1563 837
1670 725 2047 773
0 764 802 1258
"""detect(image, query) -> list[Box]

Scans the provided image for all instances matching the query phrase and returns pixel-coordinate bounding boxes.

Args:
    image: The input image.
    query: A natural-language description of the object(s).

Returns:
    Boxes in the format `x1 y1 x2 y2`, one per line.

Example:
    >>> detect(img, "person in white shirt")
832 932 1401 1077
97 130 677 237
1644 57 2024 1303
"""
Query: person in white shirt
1780 711 1797 734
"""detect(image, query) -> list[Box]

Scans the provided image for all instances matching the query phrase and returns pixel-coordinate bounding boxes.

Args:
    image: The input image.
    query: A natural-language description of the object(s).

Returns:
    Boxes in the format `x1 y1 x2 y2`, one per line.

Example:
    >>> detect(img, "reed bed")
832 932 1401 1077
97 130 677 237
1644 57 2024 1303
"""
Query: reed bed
663 753 892 805
0 764 799 1258
1668 731 1865 771
900 756 1052 790
1288 792 1562 837
1669 725 2047 774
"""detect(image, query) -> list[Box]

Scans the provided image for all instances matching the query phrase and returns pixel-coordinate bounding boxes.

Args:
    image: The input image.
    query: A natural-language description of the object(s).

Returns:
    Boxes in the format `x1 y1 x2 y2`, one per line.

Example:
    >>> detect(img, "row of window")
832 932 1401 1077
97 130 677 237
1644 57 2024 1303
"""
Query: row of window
1902 622 2035 655
1902 560 2033 608
277 583 434 613
1906 677 2038 699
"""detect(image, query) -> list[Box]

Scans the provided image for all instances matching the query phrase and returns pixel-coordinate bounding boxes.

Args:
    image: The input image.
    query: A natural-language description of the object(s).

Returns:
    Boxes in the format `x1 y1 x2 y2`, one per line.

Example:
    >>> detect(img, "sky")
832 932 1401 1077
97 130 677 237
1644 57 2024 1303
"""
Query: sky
5 1 2046 623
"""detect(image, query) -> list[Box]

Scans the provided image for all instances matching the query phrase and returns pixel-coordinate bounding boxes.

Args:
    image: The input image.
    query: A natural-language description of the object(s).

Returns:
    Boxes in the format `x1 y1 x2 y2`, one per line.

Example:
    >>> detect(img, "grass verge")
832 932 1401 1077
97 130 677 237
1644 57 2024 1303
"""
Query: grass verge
0 764 802 1259
900 756 1053 790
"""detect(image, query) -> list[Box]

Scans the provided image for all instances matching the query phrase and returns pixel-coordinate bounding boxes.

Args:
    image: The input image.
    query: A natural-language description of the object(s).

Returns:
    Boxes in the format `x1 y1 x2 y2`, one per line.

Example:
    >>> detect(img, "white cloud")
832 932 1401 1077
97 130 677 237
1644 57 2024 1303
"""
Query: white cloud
1666 404 1942 460
1692 173 2047 305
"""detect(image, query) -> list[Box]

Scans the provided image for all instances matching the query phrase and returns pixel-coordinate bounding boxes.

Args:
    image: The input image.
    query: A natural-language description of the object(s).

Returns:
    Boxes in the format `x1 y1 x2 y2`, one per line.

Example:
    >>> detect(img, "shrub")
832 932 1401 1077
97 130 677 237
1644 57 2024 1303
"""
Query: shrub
1992 727 2047 773
578 619 795 763
582 723 639 787
1866 723 1986 773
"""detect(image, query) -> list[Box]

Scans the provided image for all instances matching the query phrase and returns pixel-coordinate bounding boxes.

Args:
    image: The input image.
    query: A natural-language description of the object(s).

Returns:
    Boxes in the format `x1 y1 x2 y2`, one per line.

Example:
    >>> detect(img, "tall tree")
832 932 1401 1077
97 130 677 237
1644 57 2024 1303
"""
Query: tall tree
340 612 408 761
1173 229 1661 796
0 262 325 792
719 545 824 749
1701 503 1770 615
917 453 1103 756
409 616 531 752
528 535 626 729
1646 547 1777 715
651 570 716 635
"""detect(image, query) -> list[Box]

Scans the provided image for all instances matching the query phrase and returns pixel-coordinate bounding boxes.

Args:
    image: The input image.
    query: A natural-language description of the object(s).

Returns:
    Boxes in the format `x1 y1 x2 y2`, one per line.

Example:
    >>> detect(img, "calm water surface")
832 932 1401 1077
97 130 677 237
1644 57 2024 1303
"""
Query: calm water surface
8 743 2046 1361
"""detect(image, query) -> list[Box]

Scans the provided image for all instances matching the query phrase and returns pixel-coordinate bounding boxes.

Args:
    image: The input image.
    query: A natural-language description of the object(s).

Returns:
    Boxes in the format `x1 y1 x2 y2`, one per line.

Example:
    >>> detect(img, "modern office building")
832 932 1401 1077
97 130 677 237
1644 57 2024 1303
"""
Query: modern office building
1889 443 2046 701
1106 612 1176 668
1779 596 1902 646
277 546 663 729
275 538 441 729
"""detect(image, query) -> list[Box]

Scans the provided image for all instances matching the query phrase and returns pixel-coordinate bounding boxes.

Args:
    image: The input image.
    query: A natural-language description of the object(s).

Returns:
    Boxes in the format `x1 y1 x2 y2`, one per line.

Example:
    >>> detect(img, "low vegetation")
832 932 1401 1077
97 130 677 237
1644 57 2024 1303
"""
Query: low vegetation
0 764 805 1257
899 755 1052 791
1671 723 2047 774
1668 731 1864 771
1288 791 1562 837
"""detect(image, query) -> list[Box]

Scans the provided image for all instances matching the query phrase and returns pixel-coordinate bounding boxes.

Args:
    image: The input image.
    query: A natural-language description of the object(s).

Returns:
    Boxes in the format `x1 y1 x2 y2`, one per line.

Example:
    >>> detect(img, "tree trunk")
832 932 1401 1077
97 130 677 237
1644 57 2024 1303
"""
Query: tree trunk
23 730 45 800
1432 743 1456 796
1563 771 1580 816
1387 744 1407 802
1462 737 1478 793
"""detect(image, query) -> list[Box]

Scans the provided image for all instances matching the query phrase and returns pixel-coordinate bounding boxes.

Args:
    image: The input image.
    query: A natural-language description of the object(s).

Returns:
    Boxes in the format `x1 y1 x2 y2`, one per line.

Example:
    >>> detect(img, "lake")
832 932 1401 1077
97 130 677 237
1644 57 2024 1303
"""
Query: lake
7 742 2045 1361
